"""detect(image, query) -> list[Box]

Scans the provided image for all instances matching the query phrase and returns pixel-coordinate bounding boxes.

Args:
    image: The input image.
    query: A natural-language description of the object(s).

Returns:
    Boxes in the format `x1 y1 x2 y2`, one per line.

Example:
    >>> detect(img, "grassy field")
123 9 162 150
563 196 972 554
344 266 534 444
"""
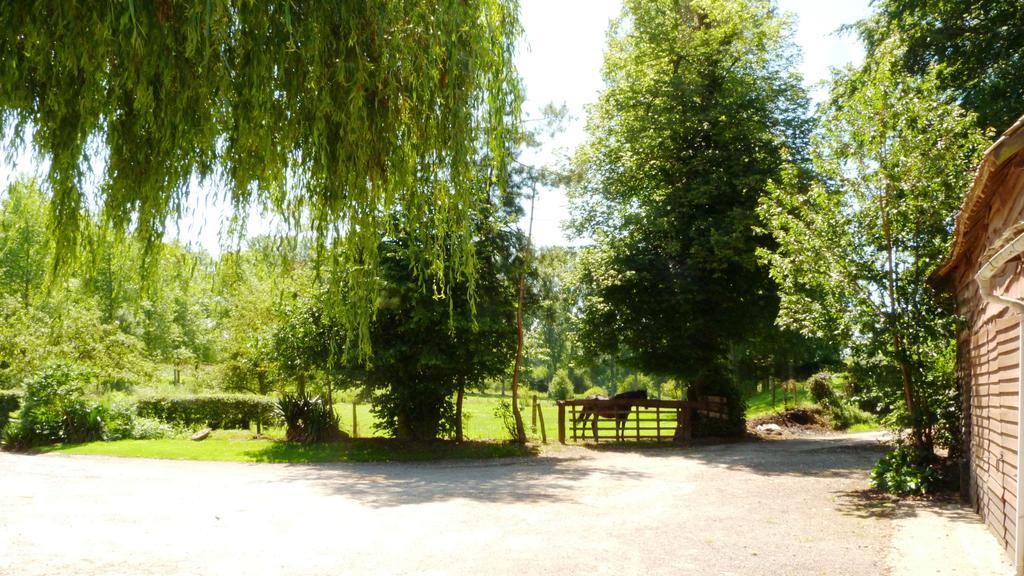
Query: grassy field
743 385 881 431
43 394 557 463
339 394 691 442
333 393 561 442
40 389 880 463
45 429 535 463
744 386 815 419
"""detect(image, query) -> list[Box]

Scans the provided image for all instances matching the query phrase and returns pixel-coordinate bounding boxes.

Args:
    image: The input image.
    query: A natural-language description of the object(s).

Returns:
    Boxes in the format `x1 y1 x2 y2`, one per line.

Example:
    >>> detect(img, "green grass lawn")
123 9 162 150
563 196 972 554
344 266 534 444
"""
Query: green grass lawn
41 394 556 464
744 386 815 419
38 390 882 464
334 393 560 442
743 386 882 431
44 429 535 463
846 422 882 433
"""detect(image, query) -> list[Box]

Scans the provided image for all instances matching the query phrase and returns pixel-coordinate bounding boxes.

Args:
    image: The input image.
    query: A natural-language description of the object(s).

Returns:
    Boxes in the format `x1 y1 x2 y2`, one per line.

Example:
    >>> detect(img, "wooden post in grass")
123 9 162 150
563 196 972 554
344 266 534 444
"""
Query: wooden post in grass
531 395 537 428
557 401 566 444
537 401 547 443
352 403 358 438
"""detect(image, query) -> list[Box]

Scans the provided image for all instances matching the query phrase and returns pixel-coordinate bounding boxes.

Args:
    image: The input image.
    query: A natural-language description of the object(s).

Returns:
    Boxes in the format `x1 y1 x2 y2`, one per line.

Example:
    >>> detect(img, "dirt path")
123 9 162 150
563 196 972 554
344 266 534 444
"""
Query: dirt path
0 433 1012 575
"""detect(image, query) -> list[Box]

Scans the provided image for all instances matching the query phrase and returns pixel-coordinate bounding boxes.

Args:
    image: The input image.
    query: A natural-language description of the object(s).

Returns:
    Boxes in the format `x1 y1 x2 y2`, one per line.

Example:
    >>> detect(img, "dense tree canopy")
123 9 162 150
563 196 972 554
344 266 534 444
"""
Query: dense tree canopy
860 0 1024 133
274 224 521 440
758 41 990 450
0 1 522 357
569 0 810 404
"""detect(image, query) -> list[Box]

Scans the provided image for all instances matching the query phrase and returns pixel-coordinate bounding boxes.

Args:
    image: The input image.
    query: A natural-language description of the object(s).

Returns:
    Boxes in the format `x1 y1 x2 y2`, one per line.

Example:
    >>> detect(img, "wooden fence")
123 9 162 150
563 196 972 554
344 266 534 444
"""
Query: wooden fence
556 396 728 444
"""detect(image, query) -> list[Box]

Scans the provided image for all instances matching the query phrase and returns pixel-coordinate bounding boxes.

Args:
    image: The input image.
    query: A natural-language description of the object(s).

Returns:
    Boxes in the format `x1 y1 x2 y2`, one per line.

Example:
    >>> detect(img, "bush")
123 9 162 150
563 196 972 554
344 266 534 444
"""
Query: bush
0 389 20 431
580 386 608 398
807 372 874 430
494 399 518 440
98 395 180 440
871 445 941 496
808 372 837 405
130 417 178 440
370 382 455 440
548 370 573 401
100 395 138 441
136 393 277 429
3 363 104 449
276 393 343 443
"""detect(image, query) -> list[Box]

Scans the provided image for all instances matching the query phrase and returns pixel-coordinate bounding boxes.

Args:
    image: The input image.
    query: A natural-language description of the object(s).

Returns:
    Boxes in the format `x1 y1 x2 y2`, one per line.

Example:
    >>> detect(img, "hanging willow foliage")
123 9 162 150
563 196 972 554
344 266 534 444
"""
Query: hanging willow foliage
0 0 522 359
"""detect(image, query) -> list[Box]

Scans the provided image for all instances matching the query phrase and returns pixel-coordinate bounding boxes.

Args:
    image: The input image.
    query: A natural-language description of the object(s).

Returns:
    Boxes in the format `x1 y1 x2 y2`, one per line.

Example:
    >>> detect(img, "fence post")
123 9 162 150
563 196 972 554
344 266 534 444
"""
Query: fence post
352 403 358 438
557 402 566 444
674 404 693 443
537 400 547 444
531 396 538 428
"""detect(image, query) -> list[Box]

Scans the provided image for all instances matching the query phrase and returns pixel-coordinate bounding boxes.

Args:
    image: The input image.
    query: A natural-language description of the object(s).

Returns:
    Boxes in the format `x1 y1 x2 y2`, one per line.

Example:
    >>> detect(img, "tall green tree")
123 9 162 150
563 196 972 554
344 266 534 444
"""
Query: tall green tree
277 225 521 441
569 0 810 428
758 41 990 450
217 237 309 397
0 179 50 307
859 0 1024 132
523 247 579 391
0 1 522 357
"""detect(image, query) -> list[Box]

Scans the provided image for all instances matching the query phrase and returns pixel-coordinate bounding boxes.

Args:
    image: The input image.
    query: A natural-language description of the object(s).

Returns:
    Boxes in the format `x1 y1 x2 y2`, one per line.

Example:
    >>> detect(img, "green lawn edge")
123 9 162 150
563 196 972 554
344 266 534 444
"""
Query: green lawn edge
40 436 538 463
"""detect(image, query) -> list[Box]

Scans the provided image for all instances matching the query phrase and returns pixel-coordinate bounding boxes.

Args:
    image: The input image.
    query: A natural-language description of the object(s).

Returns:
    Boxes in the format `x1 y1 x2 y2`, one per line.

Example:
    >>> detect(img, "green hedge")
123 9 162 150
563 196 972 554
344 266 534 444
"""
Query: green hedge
0 389 21 431
136 394 277 429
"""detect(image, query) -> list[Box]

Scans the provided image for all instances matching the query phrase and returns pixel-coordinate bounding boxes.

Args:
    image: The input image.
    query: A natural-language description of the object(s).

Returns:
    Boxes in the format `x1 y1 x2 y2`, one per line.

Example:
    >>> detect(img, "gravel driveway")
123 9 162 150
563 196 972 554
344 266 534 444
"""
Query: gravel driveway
0 433 1013 575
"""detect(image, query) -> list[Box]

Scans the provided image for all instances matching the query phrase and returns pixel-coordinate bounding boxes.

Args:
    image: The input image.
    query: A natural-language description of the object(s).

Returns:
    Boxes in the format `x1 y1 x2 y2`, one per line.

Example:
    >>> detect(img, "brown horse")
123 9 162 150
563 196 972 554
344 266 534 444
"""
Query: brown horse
575 389 648 441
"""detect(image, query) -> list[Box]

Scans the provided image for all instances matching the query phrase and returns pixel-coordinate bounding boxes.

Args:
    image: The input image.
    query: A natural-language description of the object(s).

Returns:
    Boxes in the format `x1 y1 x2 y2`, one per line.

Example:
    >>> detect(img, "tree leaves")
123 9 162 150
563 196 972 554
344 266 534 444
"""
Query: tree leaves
0 1 523 358
758 40 989 446
570 0 810 385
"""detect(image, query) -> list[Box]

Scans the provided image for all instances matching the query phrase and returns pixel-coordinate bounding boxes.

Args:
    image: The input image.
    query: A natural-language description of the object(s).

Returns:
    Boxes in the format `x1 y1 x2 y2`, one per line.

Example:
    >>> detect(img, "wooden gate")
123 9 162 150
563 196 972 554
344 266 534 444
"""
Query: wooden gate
555 397 728 444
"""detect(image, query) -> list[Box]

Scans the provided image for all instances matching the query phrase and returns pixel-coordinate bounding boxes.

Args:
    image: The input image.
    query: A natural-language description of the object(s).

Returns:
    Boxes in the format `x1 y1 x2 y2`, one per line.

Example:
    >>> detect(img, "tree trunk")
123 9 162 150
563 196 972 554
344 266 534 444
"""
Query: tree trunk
510 274 527 444
256 372 266 435
508 183 538 445
880 188 922 448
455 384 465 442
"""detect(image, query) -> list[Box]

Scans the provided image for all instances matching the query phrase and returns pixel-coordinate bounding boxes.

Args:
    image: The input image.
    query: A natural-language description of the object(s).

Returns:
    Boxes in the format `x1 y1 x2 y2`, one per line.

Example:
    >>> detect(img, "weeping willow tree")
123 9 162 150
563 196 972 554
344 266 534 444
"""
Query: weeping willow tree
0 1 522 359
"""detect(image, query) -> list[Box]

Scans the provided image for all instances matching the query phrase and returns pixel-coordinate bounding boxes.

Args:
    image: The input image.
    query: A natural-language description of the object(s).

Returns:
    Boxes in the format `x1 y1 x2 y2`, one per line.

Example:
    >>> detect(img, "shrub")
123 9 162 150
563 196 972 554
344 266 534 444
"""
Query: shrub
494 399 518 440
806 372 875 430
4 363 104 449
370 382 455 440
100 395 138 441
136 394 277 429
130 417 178 440
580 386 608 398
871 445 941 496
808 372 837 406
276 392 343 443
0 389 20 431
548 370 573 401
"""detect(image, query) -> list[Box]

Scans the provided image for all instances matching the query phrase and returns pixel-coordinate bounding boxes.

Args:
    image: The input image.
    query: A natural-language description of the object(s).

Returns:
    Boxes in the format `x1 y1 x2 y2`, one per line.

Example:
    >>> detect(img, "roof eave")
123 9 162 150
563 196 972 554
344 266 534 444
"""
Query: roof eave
930 115 1024 286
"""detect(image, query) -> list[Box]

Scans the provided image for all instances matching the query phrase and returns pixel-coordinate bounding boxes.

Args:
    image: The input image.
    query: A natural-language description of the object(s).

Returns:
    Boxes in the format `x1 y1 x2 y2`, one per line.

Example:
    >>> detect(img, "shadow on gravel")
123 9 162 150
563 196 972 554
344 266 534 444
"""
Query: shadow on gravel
275 456 650 508
577 434 888 479
687 437 886 478
833 488 976 523
283 434 890 508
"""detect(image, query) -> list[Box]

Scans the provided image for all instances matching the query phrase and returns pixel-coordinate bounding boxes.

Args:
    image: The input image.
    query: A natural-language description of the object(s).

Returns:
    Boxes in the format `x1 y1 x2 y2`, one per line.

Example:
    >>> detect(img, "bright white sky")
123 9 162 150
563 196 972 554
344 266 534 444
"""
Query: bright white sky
0 0 873 254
